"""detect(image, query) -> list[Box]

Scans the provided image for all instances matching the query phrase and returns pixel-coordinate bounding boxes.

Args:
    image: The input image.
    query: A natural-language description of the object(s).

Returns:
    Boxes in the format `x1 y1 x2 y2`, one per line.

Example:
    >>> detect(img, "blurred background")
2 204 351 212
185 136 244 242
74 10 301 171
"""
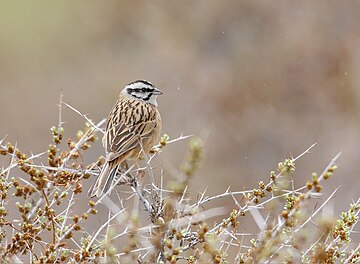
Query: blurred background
0 0 359 232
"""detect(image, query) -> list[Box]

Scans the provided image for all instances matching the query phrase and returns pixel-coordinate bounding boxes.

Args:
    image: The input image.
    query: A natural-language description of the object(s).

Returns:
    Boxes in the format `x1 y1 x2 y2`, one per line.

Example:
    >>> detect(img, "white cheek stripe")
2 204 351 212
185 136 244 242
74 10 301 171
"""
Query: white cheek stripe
132 92 144 98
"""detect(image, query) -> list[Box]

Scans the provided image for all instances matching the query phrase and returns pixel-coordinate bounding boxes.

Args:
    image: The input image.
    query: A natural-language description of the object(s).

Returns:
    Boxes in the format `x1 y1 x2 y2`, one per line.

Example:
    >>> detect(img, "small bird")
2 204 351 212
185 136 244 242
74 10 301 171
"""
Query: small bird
89 80 163 197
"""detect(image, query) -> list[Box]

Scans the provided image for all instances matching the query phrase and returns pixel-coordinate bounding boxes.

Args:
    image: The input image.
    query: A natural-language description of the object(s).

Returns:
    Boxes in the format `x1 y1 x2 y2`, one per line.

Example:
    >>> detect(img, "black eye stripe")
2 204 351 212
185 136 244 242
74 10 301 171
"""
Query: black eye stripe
131 88 153 93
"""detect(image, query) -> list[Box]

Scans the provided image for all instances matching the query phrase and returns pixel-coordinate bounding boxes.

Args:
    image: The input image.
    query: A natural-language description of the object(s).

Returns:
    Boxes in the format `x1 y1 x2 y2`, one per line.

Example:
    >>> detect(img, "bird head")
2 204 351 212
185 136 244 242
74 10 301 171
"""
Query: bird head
122 80 163 106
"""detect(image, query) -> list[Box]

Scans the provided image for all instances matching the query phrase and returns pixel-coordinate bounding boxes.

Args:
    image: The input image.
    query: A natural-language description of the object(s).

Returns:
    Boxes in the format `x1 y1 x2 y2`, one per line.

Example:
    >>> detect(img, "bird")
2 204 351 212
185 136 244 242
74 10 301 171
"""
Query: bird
89 80 163 197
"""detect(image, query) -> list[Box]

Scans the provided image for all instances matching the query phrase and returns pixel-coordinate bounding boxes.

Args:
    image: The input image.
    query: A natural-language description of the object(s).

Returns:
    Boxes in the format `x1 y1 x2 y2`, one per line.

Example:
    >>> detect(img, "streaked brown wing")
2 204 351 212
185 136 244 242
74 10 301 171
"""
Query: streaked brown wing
112 121 156 159
103 100 156 161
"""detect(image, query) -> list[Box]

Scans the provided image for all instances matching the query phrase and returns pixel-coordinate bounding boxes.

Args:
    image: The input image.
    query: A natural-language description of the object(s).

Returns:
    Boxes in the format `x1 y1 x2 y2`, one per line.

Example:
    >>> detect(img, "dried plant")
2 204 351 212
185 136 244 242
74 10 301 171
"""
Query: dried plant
0 96 358 263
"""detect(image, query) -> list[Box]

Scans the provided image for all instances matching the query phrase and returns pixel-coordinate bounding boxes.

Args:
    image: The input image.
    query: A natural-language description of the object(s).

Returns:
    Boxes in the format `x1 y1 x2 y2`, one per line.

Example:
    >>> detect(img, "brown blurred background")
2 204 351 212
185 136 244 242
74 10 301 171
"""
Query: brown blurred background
0 1 359 221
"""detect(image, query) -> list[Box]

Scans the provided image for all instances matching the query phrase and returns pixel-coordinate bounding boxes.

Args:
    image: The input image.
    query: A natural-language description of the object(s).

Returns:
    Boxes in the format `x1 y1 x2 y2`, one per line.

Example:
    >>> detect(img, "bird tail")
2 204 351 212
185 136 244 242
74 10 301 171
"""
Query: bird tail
88 161 118 198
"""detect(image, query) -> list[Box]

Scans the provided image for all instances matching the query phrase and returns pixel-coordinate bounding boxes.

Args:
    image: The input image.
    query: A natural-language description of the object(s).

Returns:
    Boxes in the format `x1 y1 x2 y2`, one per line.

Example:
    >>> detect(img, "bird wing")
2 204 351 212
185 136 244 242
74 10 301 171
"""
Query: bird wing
103 107 157 161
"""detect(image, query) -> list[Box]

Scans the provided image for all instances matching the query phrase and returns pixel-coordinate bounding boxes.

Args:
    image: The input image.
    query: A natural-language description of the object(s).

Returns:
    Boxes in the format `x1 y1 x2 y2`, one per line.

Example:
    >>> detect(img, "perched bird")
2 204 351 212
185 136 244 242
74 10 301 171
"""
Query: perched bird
89 80 163 197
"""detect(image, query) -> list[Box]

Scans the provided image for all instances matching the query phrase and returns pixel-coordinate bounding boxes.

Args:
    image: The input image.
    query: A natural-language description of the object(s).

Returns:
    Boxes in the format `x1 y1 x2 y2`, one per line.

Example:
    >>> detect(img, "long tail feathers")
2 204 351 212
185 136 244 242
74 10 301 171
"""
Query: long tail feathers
89 162 118 198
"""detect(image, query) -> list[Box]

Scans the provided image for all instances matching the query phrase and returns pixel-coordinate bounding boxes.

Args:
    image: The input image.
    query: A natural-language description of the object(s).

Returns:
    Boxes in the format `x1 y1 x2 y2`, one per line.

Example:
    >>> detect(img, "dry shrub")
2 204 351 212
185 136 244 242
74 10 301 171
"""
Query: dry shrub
0 98 359 263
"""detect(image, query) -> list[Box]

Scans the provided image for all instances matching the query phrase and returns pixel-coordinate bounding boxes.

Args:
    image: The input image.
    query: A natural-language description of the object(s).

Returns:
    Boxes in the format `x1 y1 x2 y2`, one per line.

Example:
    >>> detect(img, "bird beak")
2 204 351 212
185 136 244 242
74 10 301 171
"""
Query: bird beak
153 88 163 95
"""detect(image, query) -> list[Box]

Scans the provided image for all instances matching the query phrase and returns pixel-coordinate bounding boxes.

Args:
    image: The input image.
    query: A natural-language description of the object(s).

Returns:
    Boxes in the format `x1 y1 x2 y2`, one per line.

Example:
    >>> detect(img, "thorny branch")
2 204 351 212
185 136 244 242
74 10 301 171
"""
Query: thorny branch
0 100 358 263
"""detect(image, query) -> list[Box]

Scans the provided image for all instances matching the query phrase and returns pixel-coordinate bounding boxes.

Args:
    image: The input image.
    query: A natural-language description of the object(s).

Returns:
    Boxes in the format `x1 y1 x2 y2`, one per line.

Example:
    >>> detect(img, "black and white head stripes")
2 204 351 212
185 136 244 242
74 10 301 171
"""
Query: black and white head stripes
122 80 163 106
